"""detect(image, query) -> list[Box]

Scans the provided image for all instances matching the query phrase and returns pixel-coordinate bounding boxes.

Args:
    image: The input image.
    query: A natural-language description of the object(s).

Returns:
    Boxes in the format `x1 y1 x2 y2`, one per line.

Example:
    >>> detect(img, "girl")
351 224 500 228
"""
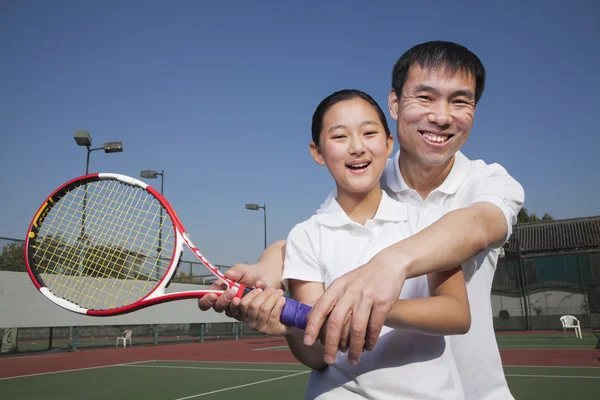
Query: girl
237 89 470 399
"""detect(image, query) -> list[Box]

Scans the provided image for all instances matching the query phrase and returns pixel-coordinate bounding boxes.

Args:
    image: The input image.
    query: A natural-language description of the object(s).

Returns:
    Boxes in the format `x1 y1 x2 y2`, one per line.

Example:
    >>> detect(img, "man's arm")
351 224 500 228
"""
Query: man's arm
304 201 519 365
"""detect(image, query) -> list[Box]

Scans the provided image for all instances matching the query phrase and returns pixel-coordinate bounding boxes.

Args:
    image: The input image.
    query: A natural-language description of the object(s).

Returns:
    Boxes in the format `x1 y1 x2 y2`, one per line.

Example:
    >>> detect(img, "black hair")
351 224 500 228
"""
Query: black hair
311 89 391 147
392 41 486 104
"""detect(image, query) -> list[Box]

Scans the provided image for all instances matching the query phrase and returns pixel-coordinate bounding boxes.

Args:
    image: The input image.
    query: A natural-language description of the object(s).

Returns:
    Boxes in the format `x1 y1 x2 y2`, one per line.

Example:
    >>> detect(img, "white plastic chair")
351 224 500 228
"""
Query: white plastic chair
116 330 132 348
560 315 582 338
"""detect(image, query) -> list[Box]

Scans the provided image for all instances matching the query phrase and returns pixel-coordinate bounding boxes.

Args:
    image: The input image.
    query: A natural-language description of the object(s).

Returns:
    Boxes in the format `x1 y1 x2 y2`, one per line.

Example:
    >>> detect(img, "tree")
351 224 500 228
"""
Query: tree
82 244 147 279
517 207 554 224
0 241 27 272
542 213 554 221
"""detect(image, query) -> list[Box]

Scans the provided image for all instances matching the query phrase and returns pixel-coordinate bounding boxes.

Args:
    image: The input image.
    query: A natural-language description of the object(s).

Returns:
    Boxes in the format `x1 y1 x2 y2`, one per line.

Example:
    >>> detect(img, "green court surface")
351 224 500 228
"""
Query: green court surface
1 361 598 399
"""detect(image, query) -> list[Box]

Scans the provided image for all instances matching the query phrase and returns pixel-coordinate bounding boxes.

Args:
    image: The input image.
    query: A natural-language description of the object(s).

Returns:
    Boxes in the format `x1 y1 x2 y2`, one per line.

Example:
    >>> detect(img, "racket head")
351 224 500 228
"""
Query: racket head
24 173 231 315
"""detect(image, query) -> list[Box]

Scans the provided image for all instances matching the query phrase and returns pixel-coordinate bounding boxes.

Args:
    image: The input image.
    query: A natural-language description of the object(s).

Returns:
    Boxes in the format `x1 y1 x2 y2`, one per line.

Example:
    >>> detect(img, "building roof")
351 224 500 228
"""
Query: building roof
504 215 600 256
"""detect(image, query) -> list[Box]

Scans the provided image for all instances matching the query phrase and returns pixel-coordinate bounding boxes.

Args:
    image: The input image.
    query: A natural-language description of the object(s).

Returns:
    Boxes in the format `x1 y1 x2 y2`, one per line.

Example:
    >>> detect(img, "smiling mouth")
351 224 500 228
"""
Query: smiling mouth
419 131 454 144
346 161 371 171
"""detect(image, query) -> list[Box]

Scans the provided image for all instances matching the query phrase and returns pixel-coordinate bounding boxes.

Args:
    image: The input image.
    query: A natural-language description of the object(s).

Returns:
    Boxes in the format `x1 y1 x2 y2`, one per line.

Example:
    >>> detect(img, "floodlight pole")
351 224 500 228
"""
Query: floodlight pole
245 203 267 250
74 131 123 250
85 145 106 175
140 169 165 280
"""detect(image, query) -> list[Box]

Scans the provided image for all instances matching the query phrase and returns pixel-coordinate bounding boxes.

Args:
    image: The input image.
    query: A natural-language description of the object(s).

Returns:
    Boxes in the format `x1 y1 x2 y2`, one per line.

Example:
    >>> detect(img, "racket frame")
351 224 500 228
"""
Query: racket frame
25 173 246 316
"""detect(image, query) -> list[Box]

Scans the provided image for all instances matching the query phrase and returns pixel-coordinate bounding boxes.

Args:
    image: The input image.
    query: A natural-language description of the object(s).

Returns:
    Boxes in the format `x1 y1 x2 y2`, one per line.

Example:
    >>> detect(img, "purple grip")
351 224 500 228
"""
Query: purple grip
280 298 312 330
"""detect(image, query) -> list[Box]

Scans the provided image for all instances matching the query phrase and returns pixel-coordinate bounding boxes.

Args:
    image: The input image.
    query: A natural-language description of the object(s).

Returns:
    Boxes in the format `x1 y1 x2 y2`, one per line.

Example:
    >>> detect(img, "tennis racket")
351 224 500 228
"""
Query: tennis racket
24 173 311 330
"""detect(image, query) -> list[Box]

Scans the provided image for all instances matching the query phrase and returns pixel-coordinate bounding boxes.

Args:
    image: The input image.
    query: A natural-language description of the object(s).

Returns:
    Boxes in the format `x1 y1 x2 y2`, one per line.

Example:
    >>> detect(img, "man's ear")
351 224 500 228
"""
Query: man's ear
388 89 399 121
386 134 395 158
309 142 326 166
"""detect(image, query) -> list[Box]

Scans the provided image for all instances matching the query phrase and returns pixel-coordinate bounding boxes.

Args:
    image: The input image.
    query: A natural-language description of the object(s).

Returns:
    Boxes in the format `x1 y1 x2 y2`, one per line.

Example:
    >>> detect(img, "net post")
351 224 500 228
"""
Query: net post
47 327 53 351
233 322 239 340
200 323 204 343
153 325 159 345
71 327 79 351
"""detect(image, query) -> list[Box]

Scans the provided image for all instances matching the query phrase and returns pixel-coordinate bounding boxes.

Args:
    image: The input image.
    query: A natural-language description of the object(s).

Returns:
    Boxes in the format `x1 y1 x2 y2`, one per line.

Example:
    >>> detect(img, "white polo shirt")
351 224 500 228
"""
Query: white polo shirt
283 191 465 400
319 151 524 400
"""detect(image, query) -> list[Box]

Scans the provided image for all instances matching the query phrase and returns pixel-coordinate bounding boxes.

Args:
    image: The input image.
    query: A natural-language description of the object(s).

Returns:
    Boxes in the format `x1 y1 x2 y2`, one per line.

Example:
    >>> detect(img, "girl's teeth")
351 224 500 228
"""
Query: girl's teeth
348 163 369 169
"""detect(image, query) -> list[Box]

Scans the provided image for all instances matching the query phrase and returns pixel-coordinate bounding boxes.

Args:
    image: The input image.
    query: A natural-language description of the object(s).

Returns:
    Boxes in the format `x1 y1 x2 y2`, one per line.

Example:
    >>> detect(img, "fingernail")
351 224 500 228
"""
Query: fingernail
348 357 358 365
324 355 335 364
303 334 313 345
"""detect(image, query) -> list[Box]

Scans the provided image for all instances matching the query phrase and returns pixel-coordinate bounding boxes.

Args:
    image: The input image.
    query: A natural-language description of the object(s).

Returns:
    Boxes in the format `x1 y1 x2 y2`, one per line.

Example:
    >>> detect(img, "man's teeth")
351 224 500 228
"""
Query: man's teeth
422 132 450 143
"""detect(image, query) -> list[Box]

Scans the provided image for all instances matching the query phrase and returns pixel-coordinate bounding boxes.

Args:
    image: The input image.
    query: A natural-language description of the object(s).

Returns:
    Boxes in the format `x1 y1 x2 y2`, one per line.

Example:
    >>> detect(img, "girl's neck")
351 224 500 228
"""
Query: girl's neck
336 186 383 226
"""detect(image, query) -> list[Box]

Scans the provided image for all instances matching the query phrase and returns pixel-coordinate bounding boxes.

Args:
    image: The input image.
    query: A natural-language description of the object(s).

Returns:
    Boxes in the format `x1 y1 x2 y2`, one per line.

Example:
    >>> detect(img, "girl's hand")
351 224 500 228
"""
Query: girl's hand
237 288 296 336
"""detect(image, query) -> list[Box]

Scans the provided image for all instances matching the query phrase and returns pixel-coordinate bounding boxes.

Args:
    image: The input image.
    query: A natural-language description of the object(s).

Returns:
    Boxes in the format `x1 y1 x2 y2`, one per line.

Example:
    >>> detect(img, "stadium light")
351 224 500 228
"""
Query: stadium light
74 130 124 175
245 203 267 250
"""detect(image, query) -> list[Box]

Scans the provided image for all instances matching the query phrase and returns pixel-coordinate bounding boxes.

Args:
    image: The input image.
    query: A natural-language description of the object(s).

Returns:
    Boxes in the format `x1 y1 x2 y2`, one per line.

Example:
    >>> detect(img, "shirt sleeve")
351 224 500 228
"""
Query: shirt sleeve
470 164 525 247
281 223 325 290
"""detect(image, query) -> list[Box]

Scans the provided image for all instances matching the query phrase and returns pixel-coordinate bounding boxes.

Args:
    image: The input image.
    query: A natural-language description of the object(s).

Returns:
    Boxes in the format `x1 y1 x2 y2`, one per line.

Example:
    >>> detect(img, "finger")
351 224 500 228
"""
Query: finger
241 288 264 324
304 282 342 346
197 292 218 311
363 303 388 352
321 298 355 364
226 263 262 287
255 288 280 329
213 288 236 313
338 312 352 353
347 299 372 365
271 290 286 322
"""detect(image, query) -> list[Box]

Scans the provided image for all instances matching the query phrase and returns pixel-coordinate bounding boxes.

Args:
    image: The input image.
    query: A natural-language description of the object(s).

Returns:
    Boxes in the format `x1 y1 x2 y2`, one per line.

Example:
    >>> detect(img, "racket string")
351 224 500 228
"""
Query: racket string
31 179 177 310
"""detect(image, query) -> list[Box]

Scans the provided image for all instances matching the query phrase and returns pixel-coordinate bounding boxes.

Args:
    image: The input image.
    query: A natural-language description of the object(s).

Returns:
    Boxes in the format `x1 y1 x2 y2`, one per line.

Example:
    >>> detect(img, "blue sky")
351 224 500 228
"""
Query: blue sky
1 0 599 267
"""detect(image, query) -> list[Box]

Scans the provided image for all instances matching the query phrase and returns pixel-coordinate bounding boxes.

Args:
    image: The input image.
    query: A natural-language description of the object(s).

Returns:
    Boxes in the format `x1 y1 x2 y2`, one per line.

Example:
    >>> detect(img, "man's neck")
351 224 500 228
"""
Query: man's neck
336 187 383 226
399 151 455 200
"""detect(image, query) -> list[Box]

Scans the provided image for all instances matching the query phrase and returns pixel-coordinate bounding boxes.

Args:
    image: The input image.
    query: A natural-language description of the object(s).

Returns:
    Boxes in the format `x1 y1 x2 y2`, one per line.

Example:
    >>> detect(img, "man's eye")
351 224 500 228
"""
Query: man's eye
418 95 431 101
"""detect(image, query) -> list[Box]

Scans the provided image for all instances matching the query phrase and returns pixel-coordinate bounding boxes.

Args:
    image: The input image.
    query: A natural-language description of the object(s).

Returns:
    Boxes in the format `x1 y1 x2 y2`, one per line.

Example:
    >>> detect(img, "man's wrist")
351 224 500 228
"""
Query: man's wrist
380 243 414 280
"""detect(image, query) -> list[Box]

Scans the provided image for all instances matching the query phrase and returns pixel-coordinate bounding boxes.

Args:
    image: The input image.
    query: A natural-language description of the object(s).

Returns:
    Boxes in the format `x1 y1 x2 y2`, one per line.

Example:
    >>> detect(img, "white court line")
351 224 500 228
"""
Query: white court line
121 364 307 373
172 371 310 400
504 365 600 369
254 345 289 351
155 360 303 365
0 360 154 381
506 374 600 379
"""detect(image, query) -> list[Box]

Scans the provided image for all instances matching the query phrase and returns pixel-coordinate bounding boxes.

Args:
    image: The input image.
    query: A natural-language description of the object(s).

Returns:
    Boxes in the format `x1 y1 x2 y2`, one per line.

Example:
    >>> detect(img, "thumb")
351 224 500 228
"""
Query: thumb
225 263 260 286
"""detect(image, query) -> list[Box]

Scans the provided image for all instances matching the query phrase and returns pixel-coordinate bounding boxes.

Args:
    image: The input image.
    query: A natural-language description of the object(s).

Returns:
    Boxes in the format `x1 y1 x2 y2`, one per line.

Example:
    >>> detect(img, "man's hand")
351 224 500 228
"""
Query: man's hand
304 248 409 365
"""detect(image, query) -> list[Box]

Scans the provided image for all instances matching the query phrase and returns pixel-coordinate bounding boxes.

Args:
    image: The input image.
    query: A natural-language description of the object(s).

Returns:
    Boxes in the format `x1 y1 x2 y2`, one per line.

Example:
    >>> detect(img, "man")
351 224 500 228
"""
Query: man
200 41 524 400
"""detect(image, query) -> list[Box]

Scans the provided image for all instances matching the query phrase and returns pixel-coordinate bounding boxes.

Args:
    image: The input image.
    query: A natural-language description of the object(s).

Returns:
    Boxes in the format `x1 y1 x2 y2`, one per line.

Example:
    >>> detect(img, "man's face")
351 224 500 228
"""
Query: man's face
388 64 477 167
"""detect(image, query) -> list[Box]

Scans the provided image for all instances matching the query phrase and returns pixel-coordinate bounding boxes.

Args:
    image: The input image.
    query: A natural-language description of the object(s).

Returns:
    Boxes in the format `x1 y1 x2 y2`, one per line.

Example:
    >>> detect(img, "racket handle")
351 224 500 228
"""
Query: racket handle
241 287 312 330
280 298 312 330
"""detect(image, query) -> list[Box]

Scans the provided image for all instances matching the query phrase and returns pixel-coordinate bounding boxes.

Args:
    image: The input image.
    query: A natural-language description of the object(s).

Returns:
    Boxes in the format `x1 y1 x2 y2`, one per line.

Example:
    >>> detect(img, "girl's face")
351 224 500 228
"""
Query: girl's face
310 98 394 198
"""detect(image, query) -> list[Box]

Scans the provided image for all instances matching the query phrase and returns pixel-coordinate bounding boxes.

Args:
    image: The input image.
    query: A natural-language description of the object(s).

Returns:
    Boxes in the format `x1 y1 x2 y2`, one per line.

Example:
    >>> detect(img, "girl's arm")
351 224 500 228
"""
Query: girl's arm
385 267 471 335
285 280 328 371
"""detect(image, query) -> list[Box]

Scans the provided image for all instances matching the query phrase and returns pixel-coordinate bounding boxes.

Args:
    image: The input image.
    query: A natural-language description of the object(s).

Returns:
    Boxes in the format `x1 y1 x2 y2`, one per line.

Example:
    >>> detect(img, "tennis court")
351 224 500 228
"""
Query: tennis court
1 332 599 399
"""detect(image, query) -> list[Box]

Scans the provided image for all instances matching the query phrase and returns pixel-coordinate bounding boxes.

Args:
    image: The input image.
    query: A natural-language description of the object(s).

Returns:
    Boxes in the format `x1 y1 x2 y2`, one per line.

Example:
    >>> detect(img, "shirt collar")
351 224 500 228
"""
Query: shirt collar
384 150 471 195
315 191 408 228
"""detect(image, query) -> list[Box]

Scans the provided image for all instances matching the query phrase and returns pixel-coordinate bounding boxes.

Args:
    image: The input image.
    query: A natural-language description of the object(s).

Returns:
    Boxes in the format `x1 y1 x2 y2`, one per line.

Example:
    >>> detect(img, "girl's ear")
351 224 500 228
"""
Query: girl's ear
309 142 326 166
